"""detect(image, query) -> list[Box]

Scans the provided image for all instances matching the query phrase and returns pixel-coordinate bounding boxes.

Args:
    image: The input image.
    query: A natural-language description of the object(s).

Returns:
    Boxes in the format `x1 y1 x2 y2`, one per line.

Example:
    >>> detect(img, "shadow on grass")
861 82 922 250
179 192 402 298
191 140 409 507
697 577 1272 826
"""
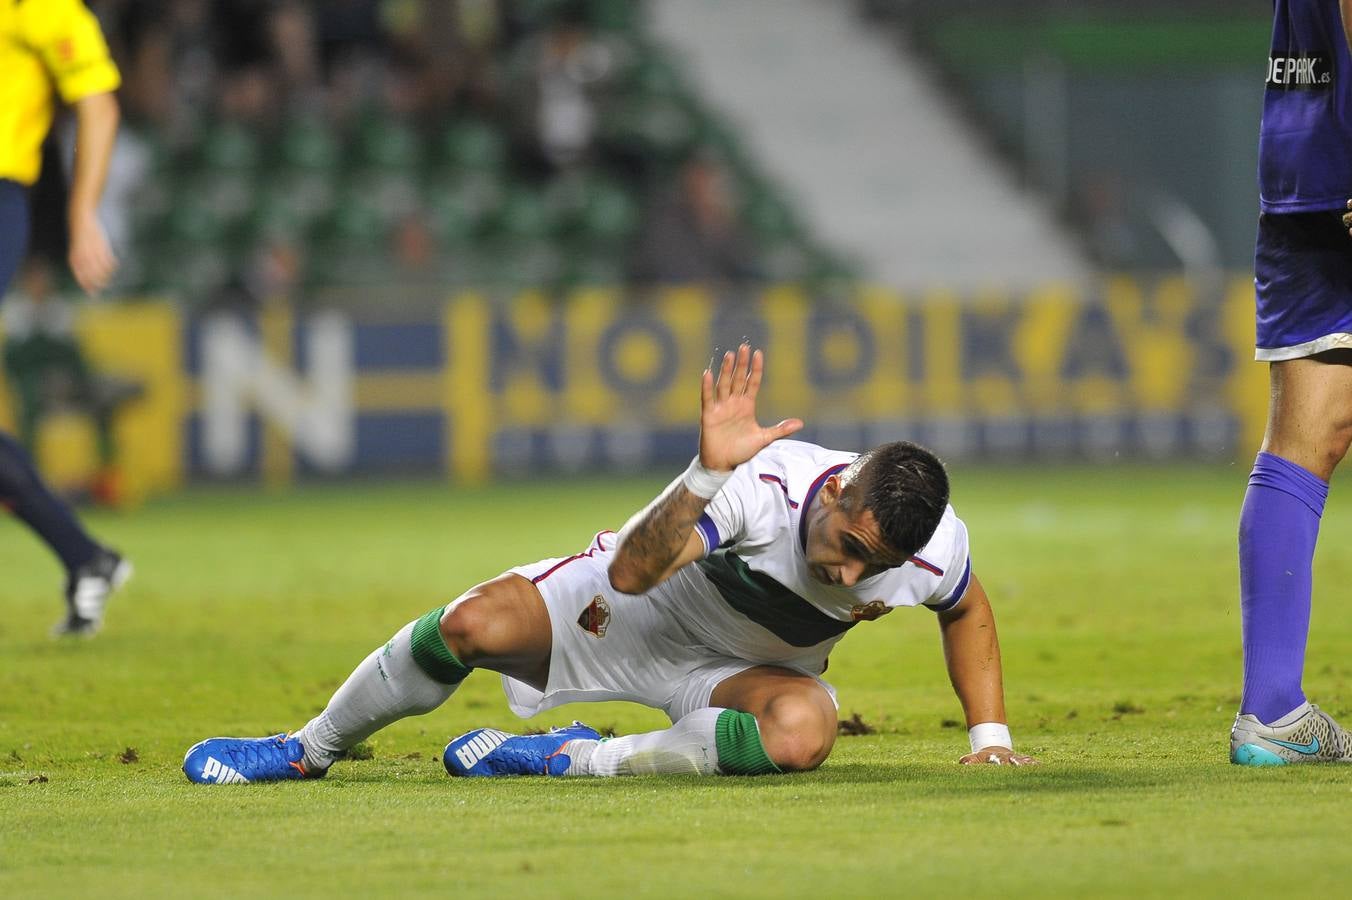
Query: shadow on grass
808 763 1162 794
297 758 1166 798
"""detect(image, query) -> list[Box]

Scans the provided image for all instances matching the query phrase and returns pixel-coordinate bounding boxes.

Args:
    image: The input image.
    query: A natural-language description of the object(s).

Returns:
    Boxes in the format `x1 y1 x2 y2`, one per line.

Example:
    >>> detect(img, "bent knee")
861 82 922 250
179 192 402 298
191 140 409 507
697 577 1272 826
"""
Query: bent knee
436 578 527 666
757 697 836 772
438 598 489 664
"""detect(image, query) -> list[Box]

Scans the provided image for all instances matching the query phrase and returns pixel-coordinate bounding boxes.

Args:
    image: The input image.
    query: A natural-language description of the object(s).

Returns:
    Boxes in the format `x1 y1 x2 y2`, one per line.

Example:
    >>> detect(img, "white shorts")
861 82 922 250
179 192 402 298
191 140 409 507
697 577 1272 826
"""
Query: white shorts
502 531 837 723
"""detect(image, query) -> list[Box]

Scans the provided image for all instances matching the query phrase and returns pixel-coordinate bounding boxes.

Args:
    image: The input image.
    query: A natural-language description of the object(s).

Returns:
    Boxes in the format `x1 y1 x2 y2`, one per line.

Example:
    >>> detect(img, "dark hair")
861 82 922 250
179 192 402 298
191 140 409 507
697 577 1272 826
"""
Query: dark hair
838 441 949 558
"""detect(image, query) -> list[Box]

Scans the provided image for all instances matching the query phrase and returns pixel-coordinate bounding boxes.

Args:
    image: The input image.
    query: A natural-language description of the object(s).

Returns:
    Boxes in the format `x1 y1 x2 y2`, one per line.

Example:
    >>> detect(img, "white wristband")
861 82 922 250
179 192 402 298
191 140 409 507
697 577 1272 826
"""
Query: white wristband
680 456 732 499
968 722 1012 754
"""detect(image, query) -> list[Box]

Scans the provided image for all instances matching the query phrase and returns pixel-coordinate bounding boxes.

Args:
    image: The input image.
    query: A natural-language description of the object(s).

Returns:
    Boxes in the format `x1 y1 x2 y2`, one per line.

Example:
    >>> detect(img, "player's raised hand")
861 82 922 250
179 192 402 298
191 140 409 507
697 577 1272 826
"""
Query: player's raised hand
698 343 803 472
959 746 1039 766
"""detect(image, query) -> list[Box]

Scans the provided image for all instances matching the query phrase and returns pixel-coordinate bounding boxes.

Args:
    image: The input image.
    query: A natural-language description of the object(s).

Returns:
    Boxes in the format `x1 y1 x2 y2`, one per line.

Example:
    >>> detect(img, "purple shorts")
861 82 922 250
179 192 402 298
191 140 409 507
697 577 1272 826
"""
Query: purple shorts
1254 211 1352 360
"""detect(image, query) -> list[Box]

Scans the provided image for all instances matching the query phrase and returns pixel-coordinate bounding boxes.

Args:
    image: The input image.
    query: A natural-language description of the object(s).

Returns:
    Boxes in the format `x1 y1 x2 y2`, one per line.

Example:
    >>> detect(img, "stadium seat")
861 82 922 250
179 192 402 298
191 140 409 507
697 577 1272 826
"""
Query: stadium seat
276 116 342 171
426 173 502 242
435 120 509 175
489 184 563 242
586 0 645 33
353 115 424 171
601 94 699 166
542 174 639 249
741 191 803 245
255 171 338 232
117 0 837 299
198 121 262 172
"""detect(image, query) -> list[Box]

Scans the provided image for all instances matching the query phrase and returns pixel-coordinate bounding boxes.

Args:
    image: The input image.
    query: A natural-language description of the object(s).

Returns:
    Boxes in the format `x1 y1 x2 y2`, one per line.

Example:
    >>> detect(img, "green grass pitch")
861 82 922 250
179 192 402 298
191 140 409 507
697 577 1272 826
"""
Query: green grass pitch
2 464 1351 897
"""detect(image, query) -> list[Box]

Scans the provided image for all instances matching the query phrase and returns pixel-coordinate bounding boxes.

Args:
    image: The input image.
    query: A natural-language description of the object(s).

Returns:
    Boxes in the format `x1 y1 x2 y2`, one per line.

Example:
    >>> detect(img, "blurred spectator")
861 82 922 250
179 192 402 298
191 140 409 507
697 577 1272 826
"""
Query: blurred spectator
1077 169 1139 268
503 6 622 173
629 151 761 285
84 0 829 298
392 212 438 282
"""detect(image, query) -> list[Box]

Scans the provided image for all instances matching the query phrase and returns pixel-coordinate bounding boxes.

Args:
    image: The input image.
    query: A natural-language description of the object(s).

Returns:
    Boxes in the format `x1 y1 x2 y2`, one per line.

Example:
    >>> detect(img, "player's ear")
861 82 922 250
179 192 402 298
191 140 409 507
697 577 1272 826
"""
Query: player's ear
820 475 842 505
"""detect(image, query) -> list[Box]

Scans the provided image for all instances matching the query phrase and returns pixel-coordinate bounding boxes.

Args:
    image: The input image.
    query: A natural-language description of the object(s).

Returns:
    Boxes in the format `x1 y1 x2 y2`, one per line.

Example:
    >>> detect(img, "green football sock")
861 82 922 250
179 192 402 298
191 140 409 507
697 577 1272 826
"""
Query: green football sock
410 605 472 685
297 609 468 771
715 709 782 775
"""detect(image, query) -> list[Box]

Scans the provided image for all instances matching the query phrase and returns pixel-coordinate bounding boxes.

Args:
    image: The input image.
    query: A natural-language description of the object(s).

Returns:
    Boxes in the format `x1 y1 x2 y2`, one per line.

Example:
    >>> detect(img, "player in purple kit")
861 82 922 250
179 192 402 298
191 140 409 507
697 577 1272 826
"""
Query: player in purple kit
1230 0 1352 764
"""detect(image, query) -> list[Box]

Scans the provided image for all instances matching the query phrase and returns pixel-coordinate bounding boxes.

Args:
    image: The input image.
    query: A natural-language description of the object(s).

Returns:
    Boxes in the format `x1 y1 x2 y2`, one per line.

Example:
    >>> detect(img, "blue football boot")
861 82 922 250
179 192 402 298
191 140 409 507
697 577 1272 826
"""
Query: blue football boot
444 722 601 777
183 733 321 784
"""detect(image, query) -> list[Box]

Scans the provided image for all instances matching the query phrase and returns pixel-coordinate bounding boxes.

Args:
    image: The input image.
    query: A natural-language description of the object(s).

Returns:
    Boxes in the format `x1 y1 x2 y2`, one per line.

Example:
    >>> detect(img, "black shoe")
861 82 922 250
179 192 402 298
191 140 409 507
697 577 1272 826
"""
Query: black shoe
54 549 133 637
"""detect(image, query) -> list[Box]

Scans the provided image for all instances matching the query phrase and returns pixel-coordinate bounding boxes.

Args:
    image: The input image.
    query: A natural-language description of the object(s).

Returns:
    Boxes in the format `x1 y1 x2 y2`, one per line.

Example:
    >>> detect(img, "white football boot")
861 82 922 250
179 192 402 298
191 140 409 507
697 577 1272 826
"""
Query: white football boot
1231 702 1352 766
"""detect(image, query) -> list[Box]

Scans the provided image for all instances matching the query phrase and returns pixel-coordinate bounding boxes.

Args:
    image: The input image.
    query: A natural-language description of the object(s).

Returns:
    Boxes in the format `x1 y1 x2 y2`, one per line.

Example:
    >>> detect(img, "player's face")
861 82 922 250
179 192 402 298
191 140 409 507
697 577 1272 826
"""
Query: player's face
804 480 907 587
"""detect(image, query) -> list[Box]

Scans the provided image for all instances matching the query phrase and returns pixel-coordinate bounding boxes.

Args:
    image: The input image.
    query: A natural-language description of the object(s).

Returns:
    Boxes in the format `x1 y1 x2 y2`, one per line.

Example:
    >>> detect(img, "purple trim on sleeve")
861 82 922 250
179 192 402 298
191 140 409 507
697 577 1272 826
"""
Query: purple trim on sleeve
695 513 721 556
927 557 971 613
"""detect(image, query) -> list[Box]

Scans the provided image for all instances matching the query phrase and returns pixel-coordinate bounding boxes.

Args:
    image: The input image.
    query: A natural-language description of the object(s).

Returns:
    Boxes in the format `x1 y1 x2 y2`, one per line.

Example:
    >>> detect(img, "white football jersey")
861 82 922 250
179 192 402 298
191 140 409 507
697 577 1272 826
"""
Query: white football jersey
651 440 971 666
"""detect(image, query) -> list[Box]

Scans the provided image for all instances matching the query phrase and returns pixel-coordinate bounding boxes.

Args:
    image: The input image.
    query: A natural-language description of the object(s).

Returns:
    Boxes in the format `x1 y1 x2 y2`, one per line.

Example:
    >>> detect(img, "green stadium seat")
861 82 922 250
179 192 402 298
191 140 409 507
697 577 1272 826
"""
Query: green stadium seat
601 95 699 164
198 121 262 171
277 116 342 171
184 169 257 229
353 115 424 171
320 192 392 245
247 187 307 242
163 194 228 246
543 173 639 247
259 170 339 228
741 191 802 244
484 237 564 288
513 0 571 28
587 0 644 33
426 173 502 242
578 179 638 245
489 184 562 241
560 250 625 287
142 241 233 299
346 170 422 225
627 54 686 100
435 120 509 174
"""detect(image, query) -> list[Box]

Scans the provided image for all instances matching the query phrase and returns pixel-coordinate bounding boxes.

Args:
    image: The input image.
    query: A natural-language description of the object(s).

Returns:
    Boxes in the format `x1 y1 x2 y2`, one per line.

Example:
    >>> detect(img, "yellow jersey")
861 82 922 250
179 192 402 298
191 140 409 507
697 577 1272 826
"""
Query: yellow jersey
0 0 121 186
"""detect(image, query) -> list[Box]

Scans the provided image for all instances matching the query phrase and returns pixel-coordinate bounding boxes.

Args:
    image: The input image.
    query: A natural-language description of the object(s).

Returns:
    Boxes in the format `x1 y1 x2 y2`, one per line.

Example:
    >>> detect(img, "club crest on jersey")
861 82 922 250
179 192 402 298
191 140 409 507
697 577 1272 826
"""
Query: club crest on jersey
576 595 610 637
850 599 893 622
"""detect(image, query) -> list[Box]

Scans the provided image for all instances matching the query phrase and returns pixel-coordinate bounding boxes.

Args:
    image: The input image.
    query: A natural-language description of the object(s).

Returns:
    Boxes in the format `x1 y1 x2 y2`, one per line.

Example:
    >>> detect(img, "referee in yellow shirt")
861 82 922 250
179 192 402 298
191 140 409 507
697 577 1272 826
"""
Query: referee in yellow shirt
1 0 130 635
1 0 122 295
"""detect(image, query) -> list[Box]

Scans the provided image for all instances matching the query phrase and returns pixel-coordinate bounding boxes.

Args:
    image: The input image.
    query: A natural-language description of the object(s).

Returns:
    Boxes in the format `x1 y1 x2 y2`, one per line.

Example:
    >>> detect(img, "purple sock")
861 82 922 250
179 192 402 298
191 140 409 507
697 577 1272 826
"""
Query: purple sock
1238 451 1327 724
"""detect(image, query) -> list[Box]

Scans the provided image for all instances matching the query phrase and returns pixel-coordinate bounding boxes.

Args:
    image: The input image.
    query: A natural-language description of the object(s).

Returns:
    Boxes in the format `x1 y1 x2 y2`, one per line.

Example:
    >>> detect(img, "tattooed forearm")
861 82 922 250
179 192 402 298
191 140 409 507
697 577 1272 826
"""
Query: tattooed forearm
608 481 710 594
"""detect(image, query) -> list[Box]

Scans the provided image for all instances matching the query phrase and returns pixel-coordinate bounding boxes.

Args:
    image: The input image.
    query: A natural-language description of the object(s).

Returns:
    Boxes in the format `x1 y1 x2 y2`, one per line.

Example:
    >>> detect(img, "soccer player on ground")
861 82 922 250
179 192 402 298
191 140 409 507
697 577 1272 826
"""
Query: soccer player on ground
1231 0 1352 765
1 0 131 634
185 344 1035 783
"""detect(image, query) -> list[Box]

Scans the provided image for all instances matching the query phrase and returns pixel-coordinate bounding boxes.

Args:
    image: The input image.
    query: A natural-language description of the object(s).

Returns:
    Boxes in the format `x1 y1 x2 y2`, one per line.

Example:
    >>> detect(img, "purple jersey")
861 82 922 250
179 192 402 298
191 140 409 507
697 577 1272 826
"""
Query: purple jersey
1259 0 1352 213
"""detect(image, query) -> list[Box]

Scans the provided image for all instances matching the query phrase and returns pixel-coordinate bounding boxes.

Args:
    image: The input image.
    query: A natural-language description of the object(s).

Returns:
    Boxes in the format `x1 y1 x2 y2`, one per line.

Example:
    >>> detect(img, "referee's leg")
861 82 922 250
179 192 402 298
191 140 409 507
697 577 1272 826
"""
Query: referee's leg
0 177 124 634
0 178 31 295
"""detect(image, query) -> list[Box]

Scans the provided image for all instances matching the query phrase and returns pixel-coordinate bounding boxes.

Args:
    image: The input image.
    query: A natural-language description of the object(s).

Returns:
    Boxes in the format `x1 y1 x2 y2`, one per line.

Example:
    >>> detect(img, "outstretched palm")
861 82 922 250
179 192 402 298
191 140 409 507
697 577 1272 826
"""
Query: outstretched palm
699 344 803 472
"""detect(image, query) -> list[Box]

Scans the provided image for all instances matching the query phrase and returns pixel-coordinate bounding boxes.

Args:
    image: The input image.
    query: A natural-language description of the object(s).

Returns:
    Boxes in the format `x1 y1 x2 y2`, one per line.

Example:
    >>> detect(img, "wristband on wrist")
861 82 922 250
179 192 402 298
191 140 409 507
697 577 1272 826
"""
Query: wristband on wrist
968 722 1012 754
680 456 732 499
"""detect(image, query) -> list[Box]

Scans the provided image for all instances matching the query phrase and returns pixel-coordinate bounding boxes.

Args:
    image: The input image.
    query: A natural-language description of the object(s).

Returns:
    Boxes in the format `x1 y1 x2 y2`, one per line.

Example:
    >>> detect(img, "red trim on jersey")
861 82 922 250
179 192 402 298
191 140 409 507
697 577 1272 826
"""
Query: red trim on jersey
758 473 800 508
909 555 944 576
532 532 614 584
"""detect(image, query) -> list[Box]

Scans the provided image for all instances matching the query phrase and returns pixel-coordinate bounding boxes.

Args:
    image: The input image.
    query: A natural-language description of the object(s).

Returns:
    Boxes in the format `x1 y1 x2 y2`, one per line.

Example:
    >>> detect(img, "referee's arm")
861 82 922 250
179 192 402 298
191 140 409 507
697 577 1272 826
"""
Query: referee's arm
67 90 119 296
31 0 123 295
